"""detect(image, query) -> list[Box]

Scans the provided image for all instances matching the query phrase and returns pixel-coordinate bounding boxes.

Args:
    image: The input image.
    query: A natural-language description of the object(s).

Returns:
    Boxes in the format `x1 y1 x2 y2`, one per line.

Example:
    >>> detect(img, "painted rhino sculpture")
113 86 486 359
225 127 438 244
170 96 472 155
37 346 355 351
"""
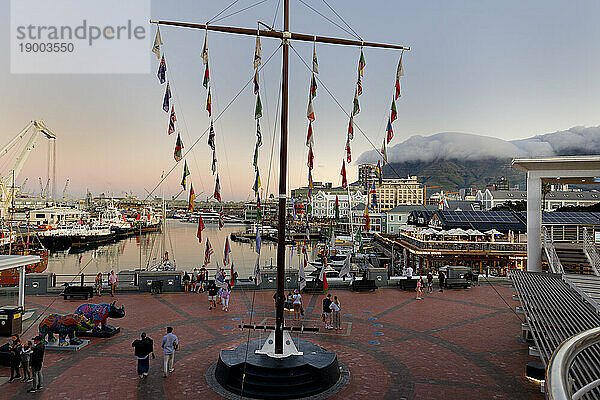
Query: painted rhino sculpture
39 313 95 346
75 302 125 331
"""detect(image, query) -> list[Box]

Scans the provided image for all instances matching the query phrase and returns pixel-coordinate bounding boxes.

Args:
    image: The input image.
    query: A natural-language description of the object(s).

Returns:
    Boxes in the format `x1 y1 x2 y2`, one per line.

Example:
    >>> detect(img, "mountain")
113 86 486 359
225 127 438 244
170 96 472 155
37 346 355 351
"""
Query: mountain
358 126 600 193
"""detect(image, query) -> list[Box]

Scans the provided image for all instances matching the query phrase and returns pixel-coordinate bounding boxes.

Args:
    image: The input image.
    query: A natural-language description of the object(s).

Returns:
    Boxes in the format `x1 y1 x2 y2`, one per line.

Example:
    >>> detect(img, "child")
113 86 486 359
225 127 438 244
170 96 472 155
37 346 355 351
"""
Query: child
416 277 424 300
222 284 231 312
20 341 33 382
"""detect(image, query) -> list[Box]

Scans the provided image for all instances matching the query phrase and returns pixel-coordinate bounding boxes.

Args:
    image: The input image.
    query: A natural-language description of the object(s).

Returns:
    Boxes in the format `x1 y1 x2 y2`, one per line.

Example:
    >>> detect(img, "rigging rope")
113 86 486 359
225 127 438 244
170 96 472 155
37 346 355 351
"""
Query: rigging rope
212 0 273 24
206 0 244 25
321 0 363 41
297 0 361 41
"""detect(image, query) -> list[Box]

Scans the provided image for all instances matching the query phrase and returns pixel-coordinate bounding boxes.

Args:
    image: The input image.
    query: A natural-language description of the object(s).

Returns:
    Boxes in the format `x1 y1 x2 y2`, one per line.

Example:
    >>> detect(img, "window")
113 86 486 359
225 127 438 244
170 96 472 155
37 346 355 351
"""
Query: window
36 214 45 219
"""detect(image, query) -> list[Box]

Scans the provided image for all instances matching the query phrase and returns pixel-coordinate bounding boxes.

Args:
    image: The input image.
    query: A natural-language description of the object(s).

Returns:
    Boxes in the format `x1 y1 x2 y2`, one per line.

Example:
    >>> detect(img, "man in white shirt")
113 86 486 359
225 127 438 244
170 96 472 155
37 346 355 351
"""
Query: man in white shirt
161 327 179 377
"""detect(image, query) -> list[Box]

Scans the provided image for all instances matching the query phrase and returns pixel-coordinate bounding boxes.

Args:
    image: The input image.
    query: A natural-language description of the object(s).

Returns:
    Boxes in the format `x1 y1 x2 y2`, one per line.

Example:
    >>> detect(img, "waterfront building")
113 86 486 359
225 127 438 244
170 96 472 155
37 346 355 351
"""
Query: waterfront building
28 207 89 226
310 190 366 220
476 189 600 210
386 205 438 234
368 177 424 212
350 203 385 233
358 163 378 191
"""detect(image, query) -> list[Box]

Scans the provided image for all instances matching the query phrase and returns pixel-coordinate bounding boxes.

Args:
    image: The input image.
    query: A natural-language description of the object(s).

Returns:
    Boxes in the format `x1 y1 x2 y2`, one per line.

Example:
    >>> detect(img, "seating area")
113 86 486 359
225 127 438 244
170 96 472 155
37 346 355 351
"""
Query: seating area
511 270 600 399
351 279 377 292
398 278 418 291
63 285 94 300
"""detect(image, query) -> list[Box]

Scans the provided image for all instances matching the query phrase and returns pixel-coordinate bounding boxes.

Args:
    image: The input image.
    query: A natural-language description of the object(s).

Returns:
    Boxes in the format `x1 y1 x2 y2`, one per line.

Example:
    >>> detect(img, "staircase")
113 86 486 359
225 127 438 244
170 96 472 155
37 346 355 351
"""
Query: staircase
553 243 594 275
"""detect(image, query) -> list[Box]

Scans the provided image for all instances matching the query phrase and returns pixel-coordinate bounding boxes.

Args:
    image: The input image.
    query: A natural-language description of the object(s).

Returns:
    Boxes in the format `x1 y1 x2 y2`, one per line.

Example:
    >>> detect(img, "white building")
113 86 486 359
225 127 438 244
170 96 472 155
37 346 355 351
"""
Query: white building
310 190 366 219
476 189 600 211
27 207 89 226
350 203 385 233
386 205 438 234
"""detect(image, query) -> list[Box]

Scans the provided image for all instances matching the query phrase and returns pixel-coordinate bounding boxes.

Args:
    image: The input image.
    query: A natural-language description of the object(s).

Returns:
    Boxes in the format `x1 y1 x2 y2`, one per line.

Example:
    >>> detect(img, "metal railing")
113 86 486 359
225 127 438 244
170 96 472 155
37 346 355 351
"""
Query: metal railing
390 232 527 253
582 228 600 276
543 226 564 274
547 327 600 400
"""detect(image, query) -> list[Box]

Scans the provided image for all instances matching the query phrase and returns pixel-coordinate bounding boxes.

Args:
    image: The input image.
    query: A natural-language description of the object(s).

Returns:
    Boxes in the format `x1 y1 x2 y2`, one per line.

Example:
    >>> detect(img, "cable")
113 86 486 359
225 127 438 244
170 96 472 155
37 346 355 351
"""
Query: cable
265 70 282 197
289 44 406 181
239 286 257 399
321 0 362 41
143 44 282 202
206 0 244 25
212 0 273 24
297 0 361 41
481 274 524 323
271 0 281 29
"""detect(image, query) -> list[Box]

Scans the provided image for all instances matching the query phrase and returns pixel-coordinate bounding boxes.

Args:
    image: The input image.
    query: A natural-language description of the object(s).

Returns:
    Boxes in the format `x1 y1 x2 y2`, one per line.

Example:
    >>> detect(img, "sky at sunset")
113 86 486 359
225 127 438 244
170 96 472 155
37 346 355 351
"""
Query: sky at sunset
1 0 599 201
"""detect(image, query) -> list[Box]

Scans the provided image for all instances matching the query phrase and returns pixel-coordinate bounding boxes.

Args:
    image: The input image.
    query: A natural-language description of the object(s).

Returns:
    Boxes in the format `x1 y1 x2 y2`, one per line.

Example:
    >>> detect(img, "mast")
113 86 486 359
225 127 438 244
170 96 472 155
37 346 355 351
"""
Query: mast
274 0 290 355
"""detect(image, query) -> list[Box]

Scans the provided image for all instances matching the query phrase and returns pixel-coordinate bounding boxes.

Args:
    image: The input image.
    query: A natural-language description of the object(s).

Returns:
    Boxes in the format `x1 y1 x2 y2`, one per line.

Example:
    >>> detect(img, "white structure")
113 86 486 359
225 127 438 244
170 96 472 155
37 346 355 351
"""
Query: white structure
0 255 41 308
28 207 89 226
310 190 366 219
476 189 600 210
386 205 438 234
512 156 600 272
350 203 385 233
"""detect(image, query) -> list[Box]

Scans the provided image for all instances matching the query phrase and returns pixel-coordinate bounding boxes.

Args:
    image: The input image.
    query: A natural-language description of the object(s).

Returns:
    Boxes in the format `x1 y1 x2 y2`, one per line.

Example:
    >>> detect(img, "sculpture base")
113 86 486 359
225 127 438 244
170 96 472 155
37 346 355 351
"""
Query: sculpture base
45 339 90 351
79 326 120 338
214 337 341 399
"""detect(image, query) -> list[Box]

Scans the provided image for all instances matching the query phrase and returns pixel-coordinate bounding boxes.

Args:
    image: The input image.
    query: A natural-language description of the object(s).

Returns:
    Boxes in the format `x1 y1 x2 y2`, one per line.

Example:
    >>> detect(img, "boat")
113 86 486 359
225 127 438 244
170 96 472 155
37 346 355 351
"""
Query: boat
0 244 49 286
38 221 116 252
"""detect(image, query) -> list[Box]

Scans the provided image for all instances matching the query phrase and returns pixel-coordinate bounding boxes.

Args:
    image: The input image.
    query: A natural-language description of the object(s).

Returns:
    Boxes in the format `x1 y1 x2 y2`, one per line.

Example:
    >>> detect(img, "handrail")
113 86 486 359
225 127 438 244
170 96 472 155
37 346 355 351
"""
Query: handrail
543 226 564 274
546 327 600 400
582 228 600 276
392 232 526 253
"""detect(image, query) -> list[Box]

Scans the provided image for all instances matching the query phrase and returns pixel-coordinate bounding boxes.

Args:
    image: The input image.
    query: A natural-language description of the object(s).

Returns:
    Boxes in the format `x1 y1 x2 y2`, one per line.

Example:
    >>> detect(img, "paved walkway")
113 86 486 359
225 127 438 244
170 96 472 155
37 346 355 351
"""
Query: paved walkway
2 284 542 399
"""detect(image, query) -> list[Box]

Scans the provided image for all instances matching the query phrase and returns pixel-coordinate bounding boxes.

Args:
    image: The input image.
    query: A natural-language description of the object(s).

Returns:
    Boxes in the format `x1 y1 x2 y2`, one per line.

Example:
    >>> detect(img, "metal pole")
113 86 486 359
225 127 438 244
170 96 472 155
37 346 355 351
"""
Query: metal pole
18 266 25 308
275 0 290 355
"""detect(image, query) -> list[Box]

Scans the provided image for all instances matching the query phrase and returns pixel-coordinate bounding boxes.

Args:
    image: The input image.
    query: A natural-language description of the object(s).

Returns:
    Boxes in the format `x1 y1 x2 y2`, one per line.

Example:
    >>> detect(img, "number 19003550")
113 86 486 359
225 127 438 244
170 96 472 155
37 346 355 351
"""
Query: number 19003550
19 42 74 52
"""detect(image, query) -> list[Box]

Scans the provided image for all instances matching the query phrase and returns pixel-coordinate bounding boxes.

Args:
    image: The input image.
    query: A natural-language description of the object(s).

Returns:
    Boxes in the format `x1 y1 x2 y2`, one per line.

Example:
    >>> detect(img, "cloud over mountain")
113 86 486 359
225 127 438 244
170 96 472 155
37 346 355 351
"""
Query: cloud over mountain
358 126 600 164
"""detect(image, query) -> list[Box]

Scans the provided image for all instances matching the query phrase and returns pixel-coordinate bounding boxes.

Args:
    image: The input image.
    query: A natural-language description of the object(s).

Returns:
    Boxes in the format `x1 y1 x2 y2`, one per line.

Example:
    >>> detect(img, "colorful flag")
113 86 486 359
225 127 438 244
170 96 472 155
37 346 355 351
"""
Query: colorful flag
318 265 328 293
163 82 171 112
201 34 209 65
208 119 215 150
256 194 262 221
168 105 176 135
255 225 261 254
348 115 354 140
152 26 162 59
358 48 366 77
370 182 377 206
230 261 235 287
256 120 262 147
157 55 166 84
174 133 183 161
197 213 205 242
253 143 259 169
255 93 262 119
381 138 387 166
386 117 394 143
299 245 307 290
395 53 403 99
364 204 370 231
352 89 360 116
305 220 310 241
253 70 259 94
213 174 221 202
346 136 352 163
355 226 362 242
253 169 261 195
204 238 214 265
223 237 231 265
307 97 315 122
377 160 383 185
254 256 262 286
306 122 314 147
188 183 196 211
341 160 347 188
310 74 317 99
357 72 362 96
335 195 340 221
203 63 210 88
312 43 319 74
390 99 397 123
307 145 314 170
211 149 217 175
254 35 262 69
206 88 212 116
219 206 224 229
339 253 351 278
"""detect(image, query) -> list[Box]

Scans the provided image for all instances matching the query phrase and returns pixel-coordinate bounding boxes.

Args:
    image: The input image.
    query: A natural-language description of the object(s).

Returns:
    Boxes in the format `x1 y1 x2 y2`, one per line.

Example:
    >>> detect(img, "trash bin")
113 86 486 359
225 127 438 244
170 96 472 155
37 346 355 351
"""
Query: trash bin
151 280 163 294
0 306 23 336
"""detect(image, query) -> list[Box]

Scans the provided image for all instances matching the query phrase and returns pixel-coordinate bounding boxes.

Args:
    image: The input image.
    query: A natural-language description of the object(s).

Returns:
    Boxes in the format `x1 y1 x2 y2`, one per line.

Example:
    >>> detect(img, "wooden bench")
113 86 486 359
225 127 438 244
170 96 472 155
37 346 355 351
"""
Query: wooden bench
63 285 94 300
399 279 418 291
303 280 324 293
351 279 377 292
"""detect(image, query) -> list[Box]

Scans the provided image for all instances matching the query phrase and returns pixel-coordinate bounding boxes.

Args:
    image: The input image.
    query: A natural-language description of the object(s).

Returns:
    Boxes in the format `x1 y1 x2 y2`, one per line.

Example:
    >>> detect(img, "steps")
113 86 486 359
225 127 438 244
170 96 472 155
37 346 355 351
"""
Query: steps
554 243 594 275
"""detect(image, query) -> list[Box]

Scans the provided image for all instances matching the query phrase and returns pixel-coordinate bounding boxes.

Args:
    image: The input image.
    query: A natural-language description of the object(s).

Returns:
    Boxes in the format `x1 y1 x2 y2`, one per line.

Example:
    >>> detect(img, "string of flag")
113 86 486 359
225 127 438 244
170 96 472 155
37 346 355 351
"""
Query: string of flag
252 28 264 286
305 41 318 224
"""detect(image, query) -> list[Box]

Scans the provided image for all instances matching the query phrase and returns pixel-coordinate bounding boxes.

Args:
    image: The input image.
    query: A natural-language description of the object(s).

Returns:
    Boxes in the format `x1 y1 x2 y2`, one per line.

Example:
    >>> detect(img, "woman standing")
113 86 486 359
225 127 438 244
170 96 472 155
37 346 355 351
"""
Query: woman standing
331 296 341 330
8 335 22 383
416 277 424 300
95 273 103 297
292 289 302 321
222 283 231 312
21 341 33 382
108 270 118 297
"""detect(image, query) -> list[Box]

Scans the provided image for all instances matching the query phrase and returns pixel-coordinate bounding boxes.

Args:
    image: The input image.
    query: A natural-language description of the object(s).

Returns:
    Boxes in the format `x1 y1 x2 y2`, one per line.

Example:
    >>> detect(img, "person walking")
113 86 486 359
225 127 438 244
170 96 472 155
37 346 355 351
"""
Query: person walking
292 289 302 321
20 341 33 382
427 271 433 294
198 266 207 292
8 335 22 383
95 272 103 297
207 281 217 310
331 296 341 330
438 270 445 292
108 270 118 297
132 333 155 378
183 272 191 292
27 336 44 393
416 277 424 300
222 283 231 312
161 327 179 378
322 294 332 329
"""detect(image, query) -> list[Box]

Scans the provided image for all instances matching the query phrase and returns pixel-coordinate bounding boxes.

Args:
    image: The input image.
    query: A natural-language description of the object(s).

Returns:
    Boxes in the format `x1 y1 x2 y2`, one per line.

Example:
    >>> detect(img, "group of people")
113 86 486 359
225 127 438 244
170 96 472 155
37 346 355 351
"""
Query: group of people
7 334 45 393
411 268 446 300
93 270 119 297
132 326 179 379
322 293 342 330
207 280 232 311
182 267 209 293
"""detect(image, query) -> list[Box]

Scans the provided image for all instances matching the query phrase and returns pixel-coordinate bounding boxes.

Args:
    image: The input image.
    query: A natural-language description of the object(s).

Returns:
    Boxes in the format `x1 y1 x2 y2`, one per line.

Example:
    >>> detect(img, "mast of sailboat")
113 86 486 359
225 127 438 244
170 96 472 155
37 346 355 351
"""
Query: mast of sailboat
161 172 166 263
151 4 409 355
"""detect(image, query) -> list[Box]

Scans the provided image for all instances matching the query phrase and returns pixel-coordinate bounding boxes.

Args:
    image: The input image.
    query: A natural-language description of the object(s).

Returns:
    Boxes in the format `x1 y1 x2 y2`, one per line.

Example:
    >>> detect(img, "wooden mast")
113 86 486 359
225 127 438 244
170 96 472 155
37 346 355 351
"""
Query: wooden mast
151 7 409 356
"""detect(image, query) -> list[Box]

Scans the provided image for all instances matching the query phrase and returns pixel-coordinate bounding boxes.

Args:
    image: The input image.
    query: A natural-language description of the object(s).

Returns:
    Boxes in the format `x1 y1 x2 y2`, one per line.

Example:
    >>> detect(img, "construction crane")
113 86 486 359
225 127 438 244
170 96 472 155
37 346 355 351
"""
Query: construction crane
20 178 28 193
62 179 70 200
423 185 443 205
0 121 56 219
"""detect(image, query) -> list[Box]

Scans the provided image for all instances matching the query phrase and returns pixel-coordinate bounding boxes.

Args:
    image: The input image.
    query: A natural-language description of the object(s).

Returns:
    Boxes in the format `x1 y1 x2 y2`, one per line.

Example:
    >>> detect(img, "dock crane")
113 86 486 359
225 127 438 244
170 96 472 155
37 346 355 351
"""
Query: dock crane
20 177 28 194
0 121 56 218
